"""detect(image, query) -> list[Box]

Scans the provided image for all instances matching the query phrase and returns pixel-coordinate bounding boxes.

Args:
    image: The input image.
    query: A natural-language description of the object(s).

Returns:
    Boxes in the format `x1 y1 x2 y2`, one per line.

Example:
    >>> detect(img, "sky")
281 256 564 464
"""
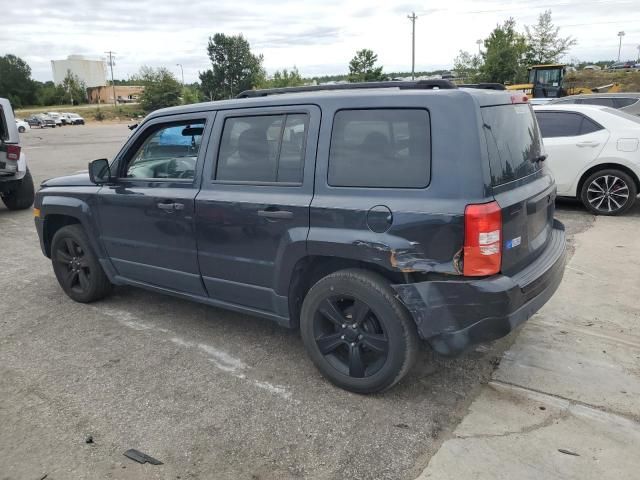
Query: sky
1 0 639 83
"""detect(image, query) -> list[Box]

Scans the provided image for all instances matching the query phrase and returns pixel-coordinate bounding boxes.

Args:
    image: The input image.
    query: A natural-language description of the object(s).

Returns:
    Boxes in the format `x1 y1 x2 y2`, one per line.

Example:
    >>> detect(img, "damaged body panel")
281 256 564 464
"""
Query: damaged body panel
393 220 566 356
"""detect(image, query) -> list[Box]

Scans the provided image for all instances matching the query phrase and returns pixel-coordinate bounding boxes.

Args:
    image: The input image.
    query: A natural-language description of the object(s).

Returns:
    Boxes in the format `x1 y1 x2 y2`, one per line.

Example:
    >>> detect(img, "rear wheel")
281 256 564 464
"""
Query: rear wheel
2 169 34 210
580 169 637 215
300 269 419 393
51 225 112 302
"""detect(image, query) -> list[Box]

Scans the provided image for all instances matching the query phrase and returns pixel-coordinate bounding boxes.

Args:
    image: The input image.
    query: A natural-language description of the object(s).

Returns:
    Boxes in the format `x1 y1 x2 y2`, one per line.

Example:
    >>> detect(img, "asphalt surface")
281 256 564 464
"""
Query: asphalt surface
0 124 604 480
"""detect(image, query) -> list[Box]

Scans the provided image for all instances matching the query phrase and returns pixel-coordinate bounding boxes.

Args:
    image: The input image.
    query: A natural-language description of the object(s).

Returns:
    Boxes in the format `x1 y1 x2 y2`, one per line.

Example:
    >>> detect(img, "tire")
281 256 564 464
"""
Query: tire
300 268 419 393
580 169 637 216
2 169 35 210
51 224 112 303
18 126 26 133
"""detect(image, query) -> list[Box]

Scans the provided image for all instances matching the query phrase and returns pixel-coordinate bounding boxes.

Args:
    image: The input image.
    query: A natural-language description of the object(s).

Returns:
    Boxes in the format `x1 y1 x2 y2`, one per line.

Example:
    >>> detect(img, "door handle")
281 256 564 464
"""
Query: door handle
157 202 184 212
576 141 600 147
257 209 294 219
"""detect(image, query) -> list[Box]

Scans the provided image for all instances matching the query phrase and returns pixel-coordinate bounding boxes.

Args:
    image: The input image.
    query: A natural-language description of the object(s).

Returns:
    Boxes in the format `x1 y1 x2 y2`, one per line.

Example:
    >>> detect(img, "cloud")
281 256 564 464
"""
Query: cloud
0 0 638 82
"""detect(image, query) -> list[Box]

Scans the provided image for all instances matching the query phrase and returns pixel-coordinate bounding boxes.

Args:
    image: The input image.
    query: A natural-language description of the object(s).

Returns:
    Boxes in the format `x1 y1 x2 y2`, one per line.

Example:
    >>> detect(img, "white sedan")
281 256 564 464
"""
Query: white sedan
15 119 30 133
533 104 640 215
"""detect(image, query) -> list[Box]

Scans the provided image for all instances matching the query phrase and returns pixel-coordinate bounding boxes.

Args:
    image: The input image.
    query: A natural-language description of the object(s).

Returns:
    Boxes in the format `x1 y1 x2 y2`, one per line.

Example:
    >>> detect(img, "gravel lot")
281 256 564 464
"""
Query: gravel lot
0 124 605 480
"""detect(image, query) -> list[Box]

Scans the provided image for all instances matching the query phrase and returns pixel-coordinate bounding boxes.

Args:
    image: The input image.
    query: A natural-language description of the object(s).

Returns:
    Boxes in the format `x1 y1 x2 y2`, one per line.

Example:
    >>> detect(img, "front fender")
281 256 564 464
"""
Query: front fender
37 189 107 261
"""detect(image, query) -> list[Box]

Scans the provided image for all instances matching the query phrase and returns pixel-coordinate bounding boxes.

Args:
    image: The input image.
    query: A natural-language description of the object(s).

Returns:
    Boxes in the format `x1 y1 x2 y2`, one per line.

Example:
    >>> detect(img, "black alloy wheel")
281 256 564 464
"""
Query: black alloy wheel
313 295 389 379
300 269 419 393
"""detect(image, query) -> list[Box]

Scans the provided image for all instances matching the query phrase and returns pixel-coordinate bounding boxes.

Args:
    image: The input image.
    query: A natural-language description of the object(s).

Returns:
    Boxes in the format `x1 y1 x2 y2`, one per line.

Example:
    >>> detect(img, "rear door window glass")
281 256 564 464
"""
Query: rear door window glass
216 114 308 183
579 117 604 135
482 104 543 186
534 111 583 138
328 109 430 188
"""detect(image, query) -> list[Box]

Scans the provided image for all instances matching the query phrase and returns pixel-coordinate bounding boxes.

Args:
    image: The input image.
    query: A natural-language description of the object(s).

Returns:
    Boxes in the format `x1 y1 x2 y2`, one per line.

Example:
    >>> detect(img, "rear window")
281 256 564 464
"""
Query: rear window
328 109 430 188
482 104 543 186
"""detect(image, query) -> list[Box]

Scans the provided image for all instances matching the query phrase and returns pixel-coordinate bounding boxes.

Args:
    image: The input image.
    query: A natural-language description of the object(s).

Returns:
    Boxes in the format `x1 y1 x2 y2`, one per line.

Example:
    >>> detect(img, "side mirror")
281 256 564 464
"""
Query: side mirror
88 158 111 184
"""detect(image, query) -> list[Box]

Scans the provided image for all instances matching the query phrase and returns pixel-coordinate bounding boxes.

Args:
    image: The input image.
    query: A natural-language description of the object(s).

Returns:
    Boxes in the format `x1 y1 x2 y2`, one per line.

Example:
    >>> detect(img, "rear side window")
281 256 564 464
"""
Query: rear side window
216 114 308 183
328 109 430 188
535 111 604 138
482 104 543 186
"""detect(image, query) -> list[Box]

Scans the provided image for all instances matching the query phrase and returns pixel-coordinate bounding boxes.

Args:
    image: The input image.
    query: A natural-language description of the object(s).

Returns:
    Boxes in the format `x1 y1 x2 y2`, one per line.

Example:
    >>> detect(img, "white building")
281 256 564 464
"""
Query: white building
51 55 107 87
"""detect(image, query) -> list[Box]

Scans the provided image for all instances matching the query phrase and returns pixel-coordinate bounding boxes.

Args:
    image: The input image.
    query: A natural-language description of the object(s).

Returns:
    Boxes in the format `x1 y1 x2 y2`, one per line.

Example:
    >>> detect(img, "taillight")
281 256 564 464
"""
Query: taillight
463 201 502 276
6 145 21 161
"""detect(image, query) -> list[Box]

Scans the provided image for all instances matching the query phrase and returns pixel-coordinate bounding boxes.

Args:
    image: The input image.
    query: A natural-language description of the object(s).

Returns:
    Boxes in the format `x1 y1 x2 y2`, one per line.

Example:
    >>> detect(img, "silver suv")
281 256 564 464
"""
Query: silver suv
549 93 640 116
0 98 35 210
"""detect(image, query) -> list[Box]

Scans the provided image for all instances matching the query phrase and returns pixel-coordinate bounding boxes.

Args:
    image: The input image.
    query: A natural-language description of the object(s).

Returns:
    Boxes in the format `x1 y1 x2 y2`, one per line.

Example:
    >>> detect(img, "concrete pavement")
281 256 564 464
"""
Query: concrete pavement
418 210 640 479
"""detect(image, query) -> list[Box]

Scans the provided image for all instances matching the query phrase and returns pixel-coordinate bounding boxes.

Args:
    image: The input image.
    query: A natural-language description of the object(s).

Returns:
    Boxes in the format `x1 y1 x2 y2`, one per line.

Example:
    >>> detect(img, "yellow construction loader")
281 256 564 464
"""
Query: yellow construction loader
506 64 621 98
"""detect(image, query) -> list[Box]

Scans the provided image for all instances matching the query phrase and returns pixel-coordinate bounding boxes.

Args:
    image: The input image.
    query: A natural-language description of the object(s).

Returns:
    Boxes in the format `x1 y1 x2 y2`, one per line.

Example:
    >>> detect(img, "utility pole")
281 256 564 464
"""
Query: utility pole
176 63 184 85
408 12 418 80
617 31 625 62
105 51 117 108
636 44 640 63
476 39 483 55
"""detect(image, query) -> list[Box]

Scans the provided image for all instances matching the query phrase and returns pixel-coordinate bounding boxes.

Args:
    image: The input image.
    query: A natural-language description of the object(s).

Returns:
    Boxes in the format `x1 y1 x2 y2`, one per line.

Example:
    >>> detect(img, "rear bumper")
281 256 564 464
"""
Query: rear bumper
393 220 566 356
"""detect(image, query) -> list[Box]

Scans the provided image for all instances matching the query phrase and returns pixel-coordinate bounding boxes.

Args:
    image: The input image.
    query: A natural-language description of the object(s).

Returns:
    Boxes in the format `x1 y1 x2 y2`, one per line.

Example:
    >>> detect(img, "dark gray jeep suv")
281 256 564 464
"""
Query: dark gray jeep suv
34 81 566 393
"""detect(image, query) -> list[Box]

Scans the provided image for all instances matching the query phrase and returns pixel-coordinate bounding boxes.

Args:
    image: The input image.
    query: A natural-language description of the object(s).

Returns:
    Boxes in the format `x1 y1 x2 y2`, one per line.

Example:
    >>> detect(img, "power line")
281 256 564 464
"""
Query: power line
105 51 117 108
408 12 418 80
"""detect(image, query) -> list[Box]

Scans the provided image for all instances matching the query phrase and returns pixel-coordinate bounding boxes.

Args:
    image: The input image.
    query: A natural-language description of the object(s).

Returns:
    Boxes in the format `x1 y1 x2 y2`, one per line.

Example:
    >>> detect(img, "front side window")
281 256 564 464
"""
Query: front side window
125 121 205 179
328 109 430 188
216 113 308 183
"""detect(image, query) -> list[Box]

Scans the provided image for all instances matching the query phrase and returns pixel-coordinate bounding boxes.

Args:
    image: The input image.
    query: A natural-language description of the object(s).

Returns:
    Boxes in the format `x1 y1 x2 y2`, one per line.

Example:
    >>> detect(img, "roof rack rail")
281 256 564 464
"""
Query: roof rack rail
458 83 506 91
236 79 457 98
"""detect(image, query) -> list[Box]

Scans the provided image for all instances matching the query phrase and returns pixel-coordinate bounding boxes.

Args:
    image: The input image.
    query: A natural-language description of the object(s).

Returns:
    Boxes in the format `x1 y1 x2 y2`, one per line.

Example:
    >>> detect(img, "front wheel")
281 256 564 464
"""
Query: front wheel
18 126 26 133
51 225 112 302
300 269 419 393
580 169 637 215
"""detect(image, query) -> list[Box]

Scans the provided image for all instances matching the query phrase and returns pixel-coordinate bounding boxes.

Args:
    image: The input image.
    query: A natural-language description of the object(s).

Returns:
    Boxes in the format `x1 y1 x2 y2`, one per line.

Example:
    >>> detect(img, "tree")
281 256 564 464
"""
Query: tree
348 49 384 82
480 19 528 84
525 10 576 65
136 66 182 112
199 33 265 100
0 54 38 107
261 67 304 88
62 70 87 105
453 50 483 82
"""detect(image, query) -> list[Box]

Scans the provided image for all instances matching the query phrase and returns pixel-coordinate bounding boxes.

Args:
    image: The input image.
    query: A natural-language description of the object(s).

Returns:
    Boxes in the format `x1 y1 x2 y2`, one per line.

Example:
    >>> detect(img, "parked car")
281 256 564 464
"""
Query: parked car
46 112 63 127
582 65 602 71
34 81 566 393
38 114 57 128
534 104 640 215
25 115 45 128
549 93 640 116
608 61 636 70
65 113 85 125
0 98 35 210
15 118 30 133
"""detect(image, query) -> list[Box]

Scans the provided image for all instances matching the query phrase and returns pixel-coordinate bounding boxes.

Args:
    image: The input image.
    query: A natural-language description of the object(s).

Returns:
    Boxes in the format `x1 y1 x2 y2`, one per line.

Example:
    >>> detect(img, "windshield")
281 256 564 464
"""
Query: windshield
482 104 544 186
531 68 562 86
